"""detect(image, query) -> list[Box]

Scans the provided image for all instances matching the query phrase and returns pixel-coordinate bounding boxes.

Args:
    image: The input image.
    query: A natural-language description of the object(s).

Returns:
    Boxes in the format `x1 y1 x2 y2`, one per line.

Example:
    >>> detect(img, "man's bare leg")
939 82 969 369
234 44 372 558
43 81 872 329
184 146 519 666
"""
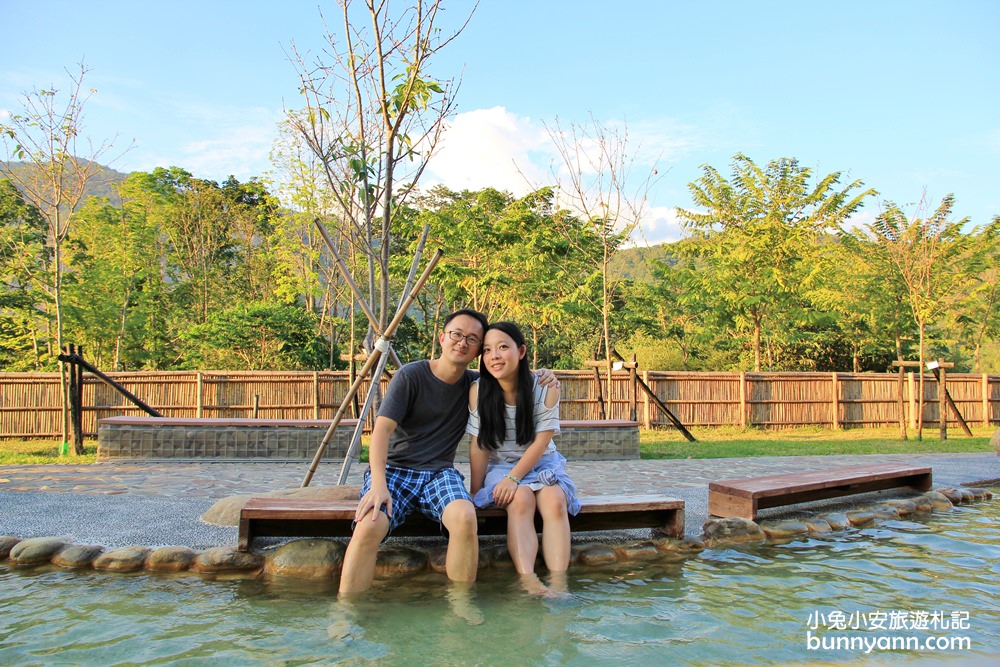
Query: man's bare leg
338 509 390 595
441 499 479 582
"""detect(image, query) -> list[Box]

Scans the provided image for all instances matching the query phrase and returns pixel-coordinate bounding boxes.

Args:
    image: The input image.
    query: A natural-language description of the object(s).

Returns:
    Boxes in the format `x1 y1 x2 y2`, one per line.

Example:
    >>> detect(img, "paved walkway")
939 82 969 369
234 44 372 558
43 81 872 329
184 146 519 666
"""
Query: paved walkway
1 453 997 549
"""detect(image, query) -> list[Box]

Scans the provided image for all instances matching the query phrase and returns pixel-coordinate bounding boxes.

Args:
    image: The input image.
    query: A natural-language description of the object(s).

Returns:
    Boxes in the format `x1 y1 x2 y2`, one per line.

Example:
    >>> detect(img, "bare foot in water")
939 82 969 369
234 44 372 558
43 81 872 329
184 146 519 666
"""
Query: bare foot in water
447 582 484 626
546 571 570 598
327 598 363 640
518 573 554 597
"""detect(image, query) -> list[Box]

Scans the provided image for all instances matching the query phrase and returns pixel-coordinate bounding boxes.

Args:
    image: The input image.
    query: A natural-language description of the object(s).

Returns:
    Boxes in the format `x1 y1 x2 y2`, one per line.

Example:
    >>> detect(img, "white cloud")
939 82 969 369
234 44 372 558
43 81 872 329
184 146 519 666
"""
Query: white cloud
633 204 687 247
424 107 705 247
127 102 282 182
423 106 552 194
842 208 877 234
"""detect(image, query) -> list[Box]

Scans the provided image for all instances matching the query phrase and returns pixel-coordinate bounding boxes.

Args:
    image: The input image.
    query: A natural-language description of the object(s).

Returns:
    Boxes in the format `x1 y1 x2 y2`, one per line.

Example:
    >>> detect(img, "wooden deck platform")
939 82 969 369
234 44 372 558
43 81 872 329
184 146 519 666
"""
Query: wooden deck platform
238 494 685 551
708 462 933 520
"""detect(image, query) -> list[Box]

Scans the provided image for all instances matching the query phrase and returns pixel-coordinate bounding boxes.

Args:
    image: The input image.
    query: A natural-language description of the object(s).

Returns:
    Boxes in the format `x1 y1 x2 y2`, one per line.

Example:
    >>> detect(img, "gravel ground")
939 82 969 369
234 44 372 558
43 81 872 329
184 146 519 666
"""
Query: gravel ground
1 491 234 550
1 452 996 550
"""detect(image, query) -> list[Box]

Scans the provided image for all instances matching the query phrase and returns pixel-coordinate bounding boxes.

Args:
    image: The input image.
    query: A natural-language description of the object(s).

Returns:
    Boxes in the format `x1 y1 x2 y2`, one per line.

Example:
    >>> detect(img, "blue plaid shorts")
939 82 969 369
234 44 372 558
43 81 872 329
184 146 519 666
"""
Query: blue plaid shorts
360 465 472 534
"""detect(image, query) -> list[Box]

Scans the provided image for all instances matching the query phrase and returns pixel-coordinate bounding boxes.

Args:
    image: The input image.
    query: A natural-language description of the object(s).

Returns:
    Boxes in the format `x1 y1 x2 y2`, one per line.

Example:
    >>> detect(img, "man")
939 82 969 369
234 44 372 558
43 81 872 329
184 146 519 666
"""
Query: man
338 309 556 594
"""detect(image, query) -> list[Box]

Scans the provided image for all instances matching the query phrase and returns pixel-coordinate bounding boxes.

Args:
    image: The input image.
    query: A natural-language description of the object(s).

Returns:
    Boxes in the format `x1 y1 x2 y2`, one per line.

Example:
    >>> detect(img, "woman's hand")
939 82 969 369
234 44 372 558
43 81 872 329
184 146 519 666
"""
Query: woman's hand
535 368 560 389
492 476 518 507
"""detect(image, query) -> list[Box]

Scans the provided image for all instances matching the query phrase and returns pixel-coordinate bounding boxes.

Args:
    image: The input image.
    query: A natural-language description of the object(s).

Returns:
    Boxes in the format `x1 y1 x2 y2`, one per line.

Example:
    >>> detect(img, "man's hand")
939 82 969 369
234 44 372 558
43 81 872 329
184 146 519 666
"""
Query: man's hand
535 368 560 389
356 482 392 522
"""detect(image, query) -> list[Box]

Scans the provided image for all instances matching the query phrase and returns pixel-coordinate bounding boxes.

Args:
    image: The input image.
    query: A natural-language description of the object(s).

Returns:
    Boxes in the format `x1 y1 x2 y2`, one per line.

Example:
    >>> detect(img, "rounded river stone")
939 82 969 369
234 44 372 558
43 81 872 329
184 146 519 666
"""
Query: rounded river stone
264 539 345 579
9 537 67 564
94 546 151 572
53 544 104 568
146 546 198 572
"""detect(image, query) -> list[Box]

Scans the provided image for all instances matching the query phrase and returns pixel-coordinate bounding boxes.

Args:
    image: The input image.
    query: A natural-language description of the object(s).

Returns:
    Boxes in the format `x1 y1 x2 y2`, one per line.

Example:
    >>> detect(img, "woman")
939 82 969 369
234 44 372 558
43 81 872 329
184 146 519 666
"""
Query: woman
467 322 580 594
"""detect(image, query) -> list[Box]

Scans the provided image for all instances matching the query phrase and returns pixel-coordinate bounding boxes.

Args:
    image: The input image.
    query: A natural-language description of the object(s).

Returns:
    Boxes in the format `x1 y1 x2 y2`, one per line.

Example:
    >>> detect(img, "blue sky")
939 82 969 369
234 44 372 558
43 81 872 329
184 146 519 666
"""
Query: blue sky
2 0 997 245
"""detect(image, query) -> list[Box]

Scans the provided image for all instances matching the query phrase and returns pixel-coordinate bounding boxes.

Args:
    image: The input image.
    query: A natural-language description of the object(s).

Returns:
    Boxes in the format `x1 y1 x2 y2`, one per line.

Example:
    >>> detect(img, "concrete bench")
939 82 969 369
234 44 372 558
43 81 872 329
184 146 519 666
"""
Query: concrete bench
455 419 640 461
237 494 685 551
97 417 639 461
97 417 360 460
708 462 933 521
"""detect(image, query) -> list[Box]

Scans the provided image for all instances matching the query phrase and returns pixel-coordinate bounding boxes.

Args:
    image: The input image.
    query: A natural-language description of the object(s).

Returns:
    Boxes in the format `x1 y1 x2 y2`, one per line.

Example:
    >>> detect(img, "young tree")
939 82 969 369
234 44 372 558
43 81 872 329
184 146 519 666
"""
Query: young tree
677 154 874 371
269 117 357 367
0 63 127 357
149 167 236 322
544 115 658 393
847 195 996 434
0 62 129 451
287 0 474 345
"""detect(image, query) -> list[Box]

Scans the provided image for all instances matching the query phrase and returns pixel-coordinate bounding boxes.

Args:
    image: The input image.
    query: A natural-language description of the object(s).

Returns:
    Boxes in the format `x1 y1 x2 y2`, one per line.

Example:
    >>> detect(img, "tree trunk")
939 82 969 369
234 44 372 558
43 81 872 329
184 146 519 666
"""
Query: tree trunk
753 321 762 372
917 322 925 441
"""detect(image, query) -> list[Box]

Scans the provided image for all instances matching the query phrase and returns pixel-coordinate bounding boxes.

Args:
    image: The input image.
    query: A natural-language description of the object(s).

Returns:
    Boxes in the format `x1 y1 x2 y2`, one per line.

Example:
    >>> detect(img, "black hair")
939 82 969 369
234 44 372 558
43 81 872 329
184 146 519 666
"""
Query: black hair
477 321 535 451
443 308 488 336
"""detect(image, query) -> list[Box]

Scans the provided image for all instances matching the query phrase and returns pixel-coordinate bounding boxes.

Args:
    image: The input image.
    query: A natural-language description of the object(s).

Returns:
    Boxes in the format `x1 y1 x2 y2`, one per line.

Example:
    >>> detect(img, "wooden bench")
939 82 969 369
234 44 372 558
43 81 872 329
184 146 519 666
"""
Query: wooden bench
238 494 685 551
708 462 933 521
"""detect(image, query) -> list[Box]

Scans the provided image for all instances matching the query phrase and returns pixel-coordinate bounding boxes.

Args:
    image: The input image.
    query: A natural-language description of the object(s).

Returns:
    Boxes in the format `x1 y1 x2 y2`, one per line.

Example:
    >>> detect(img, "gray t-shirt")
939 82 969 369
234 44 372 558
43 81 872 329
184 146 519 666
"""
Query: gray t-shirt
377 360 477 471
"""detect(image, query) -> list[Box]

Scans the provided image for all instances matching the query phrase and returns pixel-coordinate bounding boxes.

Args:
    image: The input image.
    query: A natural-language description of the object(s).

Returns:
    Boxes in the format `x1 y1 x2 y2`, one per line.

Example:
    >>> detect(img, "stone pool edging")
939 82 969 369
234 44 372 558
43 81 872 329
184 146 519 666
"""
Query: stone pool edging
0 487 992 581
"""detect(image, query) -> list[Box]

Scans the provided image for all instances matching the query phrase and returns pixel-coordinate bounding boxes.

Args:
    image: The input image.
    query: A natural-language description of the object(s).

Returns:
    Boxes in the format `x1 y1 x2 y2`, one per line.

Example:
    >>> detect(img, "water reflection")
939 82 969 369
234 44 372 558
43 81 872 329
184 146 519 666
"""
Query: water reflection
0 501 997 665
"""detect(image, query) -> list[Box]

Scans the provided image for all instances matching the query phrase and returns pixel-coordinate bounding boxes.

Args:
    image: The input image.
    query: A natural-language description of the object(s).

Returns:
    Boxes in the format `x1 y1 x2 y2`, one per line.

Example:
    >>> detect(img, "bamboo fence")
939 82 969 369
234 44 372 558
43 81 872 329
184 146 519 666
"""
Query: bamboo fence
1 369 997 439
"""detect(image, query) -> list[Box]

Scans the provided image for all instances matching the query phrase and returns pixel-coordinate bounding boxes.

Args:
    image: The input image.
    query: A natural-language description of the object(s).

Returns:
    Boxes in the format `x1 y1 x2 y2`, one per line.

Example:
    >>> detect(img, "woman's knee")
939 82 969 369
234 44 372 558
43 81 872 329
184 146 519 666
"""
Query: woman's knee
537 487 568 518
506 488 537 519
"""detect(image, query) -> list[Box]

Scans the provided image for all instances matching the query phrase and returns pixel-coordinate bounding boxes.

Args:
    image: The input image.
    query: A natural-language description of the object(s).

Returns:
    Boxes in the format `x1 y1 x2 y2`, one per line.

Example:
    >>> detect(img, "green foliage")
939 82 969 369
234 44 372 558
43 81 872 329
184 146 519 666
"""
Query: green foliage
842 195 997 375
0 178 50 369
676 154 876 371
1 146 998 374
180 302 327 370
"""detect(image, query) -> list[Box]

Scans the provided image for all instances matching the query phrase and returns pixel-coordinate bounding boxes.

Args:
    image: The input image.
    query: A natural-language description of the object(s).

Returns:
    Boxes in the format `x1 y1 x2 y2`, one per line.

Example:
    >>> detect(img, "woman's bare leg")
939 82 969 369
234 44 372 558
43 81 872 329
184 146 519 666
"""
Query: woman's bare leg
536 485 571 572
505 486 539 575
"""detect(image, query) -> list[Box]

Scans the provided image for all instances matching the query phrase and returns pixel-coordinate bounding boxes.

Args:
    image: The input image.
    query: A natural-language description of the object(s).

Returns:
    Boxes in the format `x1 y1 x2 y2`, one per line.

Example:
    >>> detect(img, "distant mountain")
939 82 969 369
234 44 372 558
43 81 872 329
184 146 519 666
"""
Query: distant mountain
1 161 131 204
609 242 680 282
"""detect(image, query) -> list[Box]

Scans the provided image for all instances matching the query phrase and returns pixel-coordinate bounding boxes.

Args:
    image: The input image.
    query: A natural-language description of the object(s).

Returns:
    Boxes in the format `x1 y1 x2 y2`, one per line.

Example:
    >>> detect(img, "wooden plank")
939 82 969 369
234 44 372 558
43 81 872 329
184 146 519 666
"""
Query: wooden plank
708 463 932 520
238 494 685 551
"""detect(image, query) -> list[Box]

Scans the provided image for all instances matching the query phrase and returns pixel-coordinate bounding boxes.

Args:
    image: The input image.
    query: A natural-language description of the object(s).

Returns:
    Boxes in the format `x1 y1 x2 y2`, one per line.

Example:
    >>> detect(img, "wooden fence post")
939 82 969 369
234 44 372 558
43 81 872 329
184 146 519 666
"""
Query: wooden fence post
938 363 948 440
196 372 204 418
629 354 638 422
907 372 916 429
831 372 840 429
313 372 320 419
984 373 991 428
642 370 651 428
739 372 748 428
897 365 907 439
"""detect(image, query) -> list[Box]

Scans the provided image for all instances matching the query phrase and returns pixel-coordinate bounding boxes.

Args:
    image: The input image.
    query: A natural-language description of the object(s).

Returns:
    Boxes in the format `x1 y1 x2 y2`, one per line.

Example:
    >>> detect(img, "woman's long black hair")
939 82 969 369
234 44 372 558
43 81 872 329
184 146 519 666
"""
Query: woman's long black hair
477 321 536 451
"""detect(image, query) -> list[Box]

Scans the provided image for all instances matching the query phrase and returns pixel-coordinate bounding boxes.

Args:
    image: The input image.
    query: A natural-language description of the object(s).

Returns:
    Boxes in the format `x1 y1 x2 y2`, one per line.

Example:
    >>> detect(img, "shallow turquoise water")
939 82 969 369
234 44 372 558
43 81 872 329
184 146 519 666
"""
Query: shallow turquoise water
1 502 998 666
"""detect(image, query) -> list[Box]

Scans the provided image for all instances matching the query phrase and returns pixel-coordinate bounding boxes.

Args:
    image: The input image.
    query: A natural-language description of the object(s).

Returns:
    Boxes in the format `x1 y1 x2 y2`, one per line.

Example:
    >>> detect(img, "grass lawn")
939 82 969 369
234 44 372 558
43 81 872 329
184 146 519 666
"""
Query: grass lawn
0 441 98 465
642 425 996 459
1 425 994 465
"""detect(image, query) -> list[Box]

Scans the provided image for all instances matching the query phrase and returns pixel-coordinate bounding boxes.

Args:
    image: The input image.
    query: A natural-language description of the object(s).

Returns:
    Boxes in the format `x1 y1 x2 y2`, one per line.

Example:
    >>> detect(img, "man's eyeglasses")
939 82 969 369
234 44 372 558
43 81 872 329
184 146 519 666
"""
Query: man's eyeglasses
444 330 482 347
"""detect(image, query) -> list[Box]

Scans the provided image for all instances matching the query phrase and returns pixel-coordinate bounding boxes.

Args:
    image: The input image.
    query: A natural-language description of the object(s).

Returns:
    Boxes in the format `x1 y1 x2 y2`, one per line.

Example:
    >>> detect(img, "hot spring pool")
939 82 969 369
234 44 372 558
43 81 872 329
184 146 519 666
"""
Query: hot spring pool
1 501 997 666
